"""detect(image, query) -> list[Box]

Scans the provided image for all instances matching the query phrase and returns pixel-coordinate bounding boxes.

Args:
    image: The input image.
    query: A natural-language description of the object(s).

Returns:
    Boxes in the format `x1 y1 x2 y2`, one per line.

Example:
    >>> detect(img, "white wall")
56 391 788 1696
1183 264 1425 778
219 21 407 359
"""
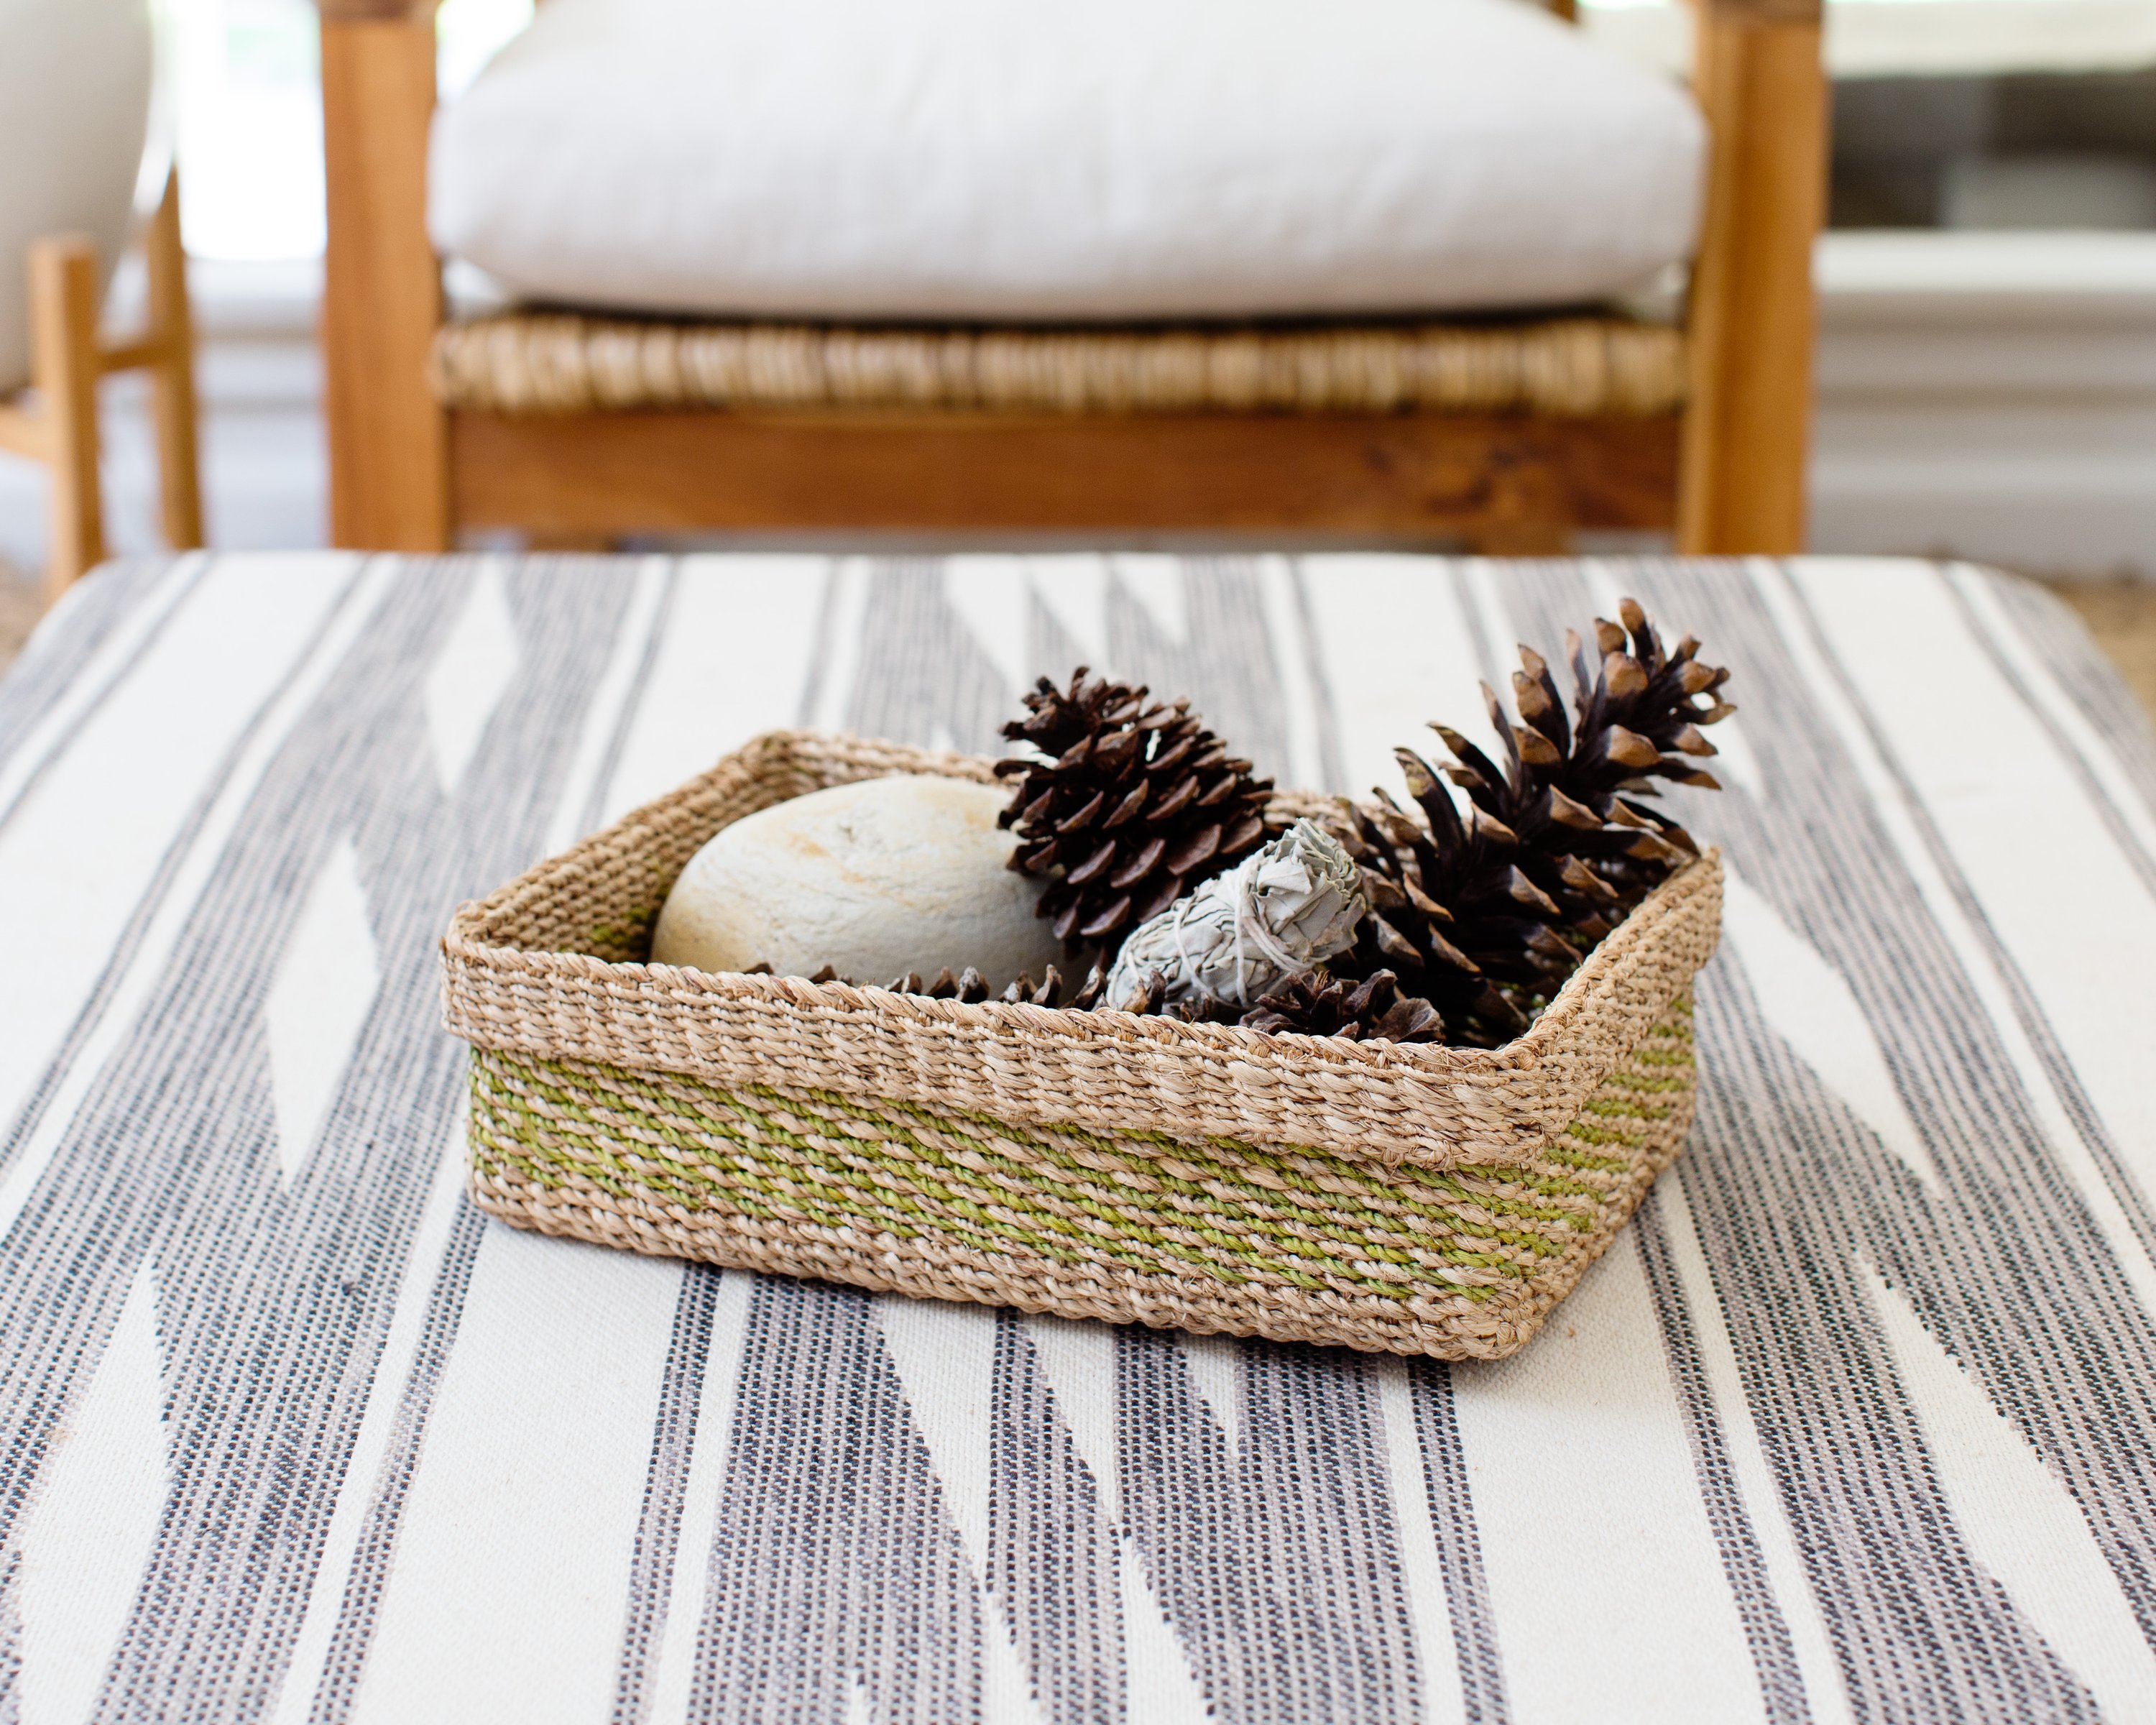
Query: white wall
1810 231 2156 577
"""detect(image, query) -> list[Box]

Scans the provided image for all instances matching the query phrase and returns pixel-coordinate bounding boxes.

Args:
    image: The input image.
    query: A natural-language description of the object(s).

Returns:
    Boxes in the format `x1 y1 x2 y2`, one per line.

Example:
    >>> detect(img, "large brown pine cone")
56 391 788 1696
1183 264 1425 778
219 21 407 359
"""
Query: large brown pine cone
1342 596 1733 1046
1340 791 1579 1046
995 669 1273 957
1436 594 1733 937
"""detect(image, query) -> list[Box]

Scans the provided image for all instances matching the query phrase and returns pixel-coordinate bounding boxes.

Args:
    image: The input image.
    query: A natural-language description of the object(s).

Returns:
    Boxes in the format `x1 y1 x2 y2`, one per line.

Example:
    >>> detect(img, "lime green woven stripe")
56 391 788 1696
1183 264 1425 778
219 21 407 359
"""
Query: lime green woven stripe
494 1056 1618 1248
473 1063 1540 1294
483 1046 1669 1259
853 1082 1623 1229
466 1009 1691 1305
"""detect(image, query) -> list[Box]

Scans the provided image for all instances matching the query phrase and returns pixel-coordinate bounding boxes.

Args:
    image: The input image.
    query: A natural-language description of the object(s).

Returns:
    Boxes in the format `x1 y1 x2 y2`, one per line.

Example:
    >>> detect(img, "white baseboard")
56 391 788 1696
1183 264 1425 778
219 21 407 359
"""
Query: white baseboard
1808 232 2156 578
3 237 2153 581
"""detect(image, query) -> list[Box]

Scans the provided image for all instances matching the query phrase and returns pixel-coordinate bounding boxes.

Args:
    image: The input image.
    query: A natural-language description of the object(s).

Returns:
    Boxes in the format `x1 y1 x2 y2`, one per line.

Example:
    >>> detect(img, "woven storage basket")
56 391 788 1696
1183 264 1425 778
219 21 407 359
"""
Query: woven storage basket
442 730 1722 1359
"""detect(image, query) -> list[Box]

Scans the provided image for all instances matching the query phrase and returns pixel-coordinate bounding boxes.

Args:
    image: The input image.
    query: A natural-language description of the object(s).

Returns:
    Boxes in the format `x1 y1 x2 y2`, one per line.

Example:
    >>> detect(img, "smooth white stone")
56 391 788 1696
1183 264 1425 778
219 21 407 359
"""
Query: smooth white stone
650 775 1064 991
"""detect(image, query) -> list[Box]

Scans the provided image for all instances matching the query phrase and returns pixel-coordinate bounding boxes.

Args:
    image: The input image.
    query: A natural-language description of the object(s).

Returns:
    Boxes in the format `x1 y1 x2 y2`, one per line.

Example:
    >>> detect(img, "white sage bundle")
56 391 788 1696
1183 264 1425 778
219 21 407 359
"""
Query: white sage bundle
1104 819 1368 1013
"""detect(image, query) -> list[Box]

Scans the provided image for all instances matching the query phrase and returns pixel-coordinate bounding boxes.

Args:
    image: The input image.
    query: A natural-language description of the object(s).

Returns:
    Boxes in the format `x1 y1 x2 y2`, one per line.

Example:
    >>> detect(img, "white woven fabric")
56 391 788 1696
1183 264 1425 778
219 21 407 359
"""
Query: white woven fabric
428 0 1706 321
4 552 2156 1724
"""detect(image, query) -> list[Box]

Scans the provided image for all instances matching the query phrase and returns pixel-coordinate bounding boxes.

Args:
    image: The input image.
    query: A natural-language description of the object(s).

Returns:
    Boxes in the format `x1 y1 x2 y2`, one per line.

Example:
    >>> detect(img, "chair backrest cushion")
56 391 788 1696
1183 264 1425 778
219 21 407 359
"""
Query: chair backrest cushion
0 0 153 393
430 0 1706 323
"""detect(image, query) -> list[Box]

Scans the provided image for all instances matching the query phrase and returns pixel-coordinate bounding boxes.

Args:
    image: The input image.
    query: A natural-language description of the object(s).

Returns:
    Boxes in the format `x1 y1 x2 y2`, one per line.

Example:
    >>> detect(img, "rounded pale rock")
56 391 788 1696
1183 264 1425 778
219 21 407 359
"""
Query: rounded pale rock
650 776 1064 991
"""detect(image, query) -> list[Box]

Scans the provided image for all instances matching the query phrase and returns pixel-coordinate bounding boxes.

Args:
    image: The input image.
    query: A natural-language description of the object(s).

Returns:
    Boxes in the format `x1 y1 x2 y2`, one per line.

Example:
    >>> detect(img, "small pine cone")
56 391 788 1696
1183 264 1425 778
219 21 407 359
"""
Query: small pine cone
1113 968 1173 1015
1166 998 1240 1025
930 967 991 1003
1067 962 1233 1024
888 967 992 1002
995 668 1274 959
999 967 1066 1006
1070 961 1111 1011
1240 970 1442 1044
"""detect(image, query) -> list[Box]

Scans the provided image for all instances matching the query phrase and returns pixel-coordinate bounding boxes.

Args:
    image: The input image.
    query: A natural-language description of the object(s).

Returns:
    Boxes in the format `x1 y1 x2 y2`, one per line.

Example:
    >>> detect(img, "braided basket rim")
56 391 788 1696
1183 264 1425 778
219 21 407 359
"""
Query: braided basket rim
441 728 1721 1169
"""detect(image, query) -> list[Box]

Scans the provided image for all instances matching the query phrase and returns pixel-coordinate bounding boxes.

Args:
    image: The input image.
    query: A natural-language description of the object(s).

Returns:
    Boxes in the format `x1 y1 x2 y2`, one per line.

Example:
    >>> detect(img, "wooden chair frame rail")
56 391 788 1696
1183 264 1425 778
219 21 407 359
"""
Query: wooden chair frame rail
453 410 1680 548
318 0 1823 555
0 168 203 600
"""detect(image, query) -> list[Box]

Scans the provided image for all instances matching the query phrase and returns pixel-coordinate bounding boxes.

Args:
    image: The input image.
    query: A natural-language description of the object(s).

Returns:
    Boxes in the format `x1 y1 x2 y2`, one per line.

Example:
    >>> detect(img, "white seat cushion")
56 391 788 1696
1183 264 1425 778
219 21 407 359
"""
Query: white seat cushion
430 0 1707 323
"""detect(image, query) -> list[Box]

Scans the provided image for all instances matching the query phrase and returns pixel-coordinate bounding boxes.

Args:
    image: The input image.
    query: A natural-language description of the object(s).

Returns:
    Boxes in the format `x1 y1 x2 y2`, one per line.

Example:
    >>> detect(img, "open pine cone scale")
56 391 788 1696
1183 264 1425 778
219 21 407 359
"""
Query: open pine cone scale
996 669 1273 955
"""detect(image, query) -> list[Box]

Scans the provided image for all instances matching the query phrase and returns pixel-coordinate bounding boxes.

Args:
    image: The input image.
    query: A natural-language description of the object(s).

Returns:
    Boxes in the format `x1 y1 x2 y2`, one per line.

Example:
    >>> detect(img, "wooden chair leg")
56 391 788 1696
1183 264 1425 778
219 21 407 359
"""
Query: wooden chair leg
320 10 453 551
1677 0 1827 555
147 168 206 550
30 238 106 602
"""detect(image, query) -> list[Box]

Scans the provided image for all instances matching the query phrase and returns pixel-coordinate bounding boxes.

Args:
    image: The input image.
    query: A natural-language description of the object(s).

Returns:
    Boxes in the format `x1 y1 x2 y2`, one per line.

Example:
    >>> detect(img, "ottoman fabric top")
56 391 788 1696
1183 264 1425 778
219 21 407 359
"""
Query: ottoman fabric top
3 552 2155 1723
428 0 1705 323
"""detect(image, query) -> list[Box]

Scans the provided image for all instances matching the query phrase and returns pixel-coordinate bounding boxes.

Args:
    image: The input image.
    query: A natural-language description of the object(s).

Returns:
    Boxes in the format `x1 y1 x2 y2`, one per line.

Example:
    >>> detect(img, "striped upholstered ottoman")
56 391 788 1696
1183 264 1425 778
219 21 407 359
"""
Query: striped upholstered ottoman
2 552 2152 1722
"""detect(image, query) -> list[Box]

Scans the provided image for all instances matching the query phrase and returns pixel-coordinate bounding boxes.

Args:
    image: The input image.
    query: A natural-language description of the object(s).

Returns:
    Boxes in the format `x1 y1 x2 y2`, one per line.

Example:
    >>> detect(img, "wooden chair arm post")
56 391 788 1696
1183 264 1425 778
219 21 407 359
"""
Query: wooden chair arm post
1677 0 1828 555
146 167 206 551
29 239 106 600
318 0 452 549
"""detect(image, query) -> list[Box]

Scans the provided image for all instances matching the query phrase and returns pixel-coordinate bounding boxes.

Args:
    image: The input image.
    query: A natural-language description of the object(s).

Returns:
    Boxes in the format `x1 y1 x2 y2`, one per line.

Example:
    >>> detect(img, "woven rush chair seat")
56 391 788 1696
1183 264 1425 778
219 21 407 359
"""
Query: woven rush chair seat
430 310 1690 419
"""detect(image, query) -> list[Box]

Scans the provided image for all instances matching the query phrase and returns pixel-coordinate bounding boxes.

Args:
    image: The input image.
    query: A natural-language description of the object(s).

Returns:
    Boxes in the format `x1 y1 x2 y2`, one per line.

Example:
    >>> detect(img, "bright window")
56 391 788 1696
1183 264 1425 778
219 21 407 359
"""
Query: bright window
167 0 532 261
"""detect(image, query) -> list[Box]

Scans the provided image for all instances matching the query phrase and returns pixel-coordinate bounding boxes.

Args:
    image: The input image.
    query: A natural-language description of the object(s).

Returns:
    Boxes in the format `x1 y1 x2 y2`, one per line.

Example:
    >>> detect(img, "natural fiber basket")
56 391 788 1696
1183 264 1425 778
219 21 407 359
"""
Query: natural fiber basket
442 730 1722 1359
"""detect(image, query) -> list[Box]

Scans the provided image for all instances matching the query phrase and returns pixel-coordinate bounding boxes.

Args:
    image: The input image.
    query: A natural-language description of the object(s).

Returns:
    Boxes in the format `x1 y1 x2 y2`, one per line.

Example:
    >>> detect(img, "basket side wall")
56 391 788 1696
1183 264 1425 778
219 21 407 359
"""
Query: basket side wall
465 1000 1698 1360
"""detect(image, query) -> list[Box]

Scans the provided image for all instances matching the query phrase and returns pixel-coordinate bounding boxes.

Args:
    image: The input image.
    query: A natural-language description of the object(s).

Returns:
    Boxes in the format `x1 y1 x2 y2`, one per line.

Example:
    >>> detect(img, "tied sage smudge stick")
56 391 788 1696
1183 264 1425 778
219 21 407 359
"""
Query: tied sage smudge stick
1104 819 1367 1013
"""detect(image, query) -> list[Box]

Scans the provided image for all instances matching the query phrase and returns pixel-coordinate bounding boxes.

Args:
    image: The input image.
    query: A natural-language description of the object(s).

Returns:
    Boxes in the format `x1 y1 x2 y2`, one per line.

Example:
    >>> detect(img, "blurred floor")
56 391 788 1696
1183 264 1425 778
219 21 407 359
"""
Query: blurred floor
2056 579 2156 721
0 558 36 680
2 552 2152 727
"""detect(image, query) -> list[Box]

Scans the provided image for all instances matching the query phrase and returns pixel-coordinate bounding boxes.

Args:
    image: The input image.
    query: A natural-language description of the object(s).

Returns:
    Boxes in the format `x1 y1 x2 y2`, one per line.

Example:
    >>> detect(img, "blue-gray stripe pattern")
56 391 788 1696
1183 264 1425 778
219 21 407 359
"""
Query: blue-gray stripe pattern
1 551 2152 1725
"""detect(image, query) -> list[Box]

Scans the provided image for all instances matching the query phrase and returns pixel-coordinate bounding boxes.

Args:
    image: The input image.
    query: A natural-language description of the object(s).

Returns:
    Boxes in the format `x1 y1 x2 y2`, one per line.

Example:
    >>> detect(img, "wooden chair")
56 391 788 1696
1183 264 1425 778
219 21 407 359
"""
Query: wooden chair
317 0 1824 556
0 169 204 602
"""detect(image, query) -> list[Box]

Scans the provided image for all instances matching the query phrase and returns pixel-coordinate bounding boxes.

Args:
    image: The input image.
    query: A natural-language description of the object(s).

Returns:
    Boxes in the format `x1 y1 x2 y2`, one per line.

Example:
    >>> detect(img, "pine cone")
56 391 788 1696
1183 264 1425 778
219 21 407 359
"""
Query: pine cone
1240 970 1442 1043
887 967 993 1002
1436 594 1732 936
1110 967 1239 1024
995 669 1274 957
1070 960 1110 1010
999 968 1067 1006
1342 595 1732 1046
888 967 1065 1004
1341 794 1577 1046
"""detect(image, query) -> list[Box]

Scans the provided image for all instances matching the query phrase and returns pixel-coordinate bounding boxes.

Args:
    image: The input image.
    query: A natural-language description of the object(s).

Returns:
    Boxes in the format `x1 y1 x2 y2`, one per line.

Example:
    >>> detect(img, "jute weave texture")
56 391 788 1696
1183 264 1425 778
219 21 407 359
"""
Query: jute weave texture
467 1011 1695 1361
430 310 1687 418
